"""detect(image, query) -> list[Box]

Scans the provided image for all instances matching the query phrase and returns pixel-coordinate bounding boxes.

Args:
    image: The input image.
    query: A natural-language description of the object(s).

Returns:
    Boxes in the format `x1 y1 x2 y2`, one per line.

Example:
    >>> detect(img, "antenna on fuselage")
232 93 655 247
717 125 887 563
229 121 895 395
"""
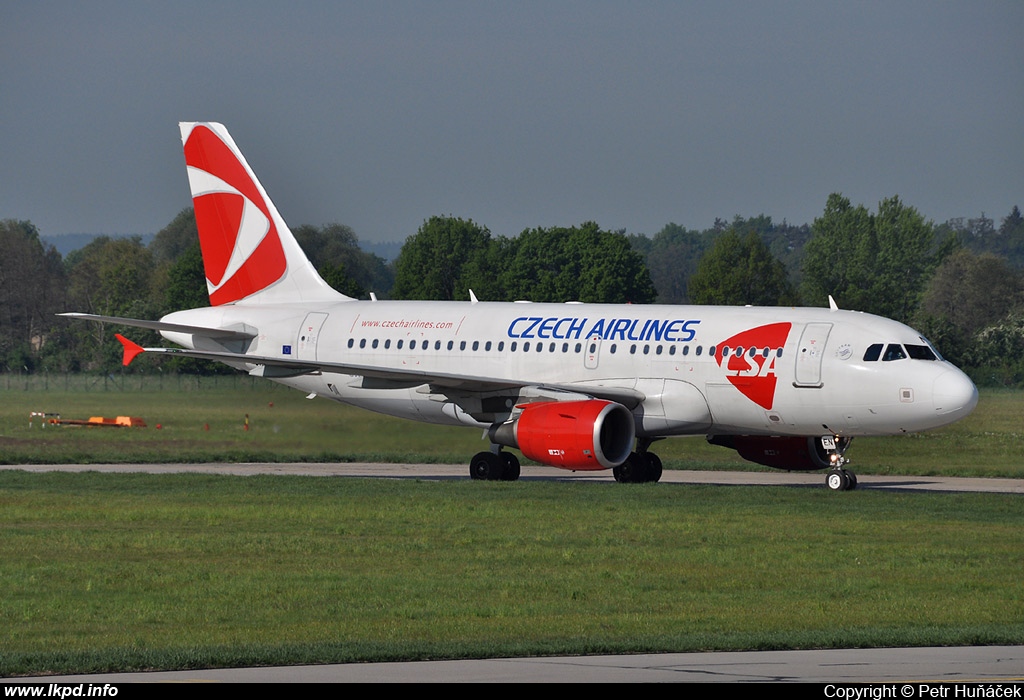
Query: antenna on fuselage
828 295 839 311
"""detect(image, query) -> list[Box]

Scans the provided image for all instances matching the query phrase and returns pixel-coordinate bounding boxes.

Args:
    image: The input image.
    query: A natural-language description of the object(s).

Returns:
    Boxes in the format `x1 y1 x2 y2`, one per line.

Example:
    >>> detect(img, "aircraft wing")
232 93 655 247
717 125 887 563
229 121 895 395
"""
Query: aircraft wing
112 335 645 408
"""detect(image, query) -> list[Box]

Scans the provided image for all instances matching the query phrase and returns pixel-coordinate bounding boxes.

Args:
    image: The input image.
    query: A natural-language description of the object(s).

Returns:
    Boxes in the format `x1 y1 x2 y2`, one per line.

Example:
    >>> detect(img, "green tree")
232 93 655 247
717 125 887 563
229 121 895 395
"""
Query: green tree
0 220 66 370
64 236 160 370
293 223 392 298
916 249 1024 371
150 208 199 265
801 194 876 311
968 311 1024 386
634 223 711 304
919 250 1023 337
500 223 656 304
164 241 209 311
802 194 951 322
688 229 797 306
392 216 494 300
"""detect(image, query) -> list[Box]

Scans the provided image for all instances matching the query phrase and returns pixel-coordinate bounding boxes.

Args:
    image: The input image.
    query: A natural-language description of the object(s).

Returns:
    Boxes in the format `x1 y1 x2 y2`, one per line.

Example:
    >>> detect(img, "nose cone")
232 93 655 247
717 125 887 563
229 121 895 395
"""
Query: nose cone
933 368 979 423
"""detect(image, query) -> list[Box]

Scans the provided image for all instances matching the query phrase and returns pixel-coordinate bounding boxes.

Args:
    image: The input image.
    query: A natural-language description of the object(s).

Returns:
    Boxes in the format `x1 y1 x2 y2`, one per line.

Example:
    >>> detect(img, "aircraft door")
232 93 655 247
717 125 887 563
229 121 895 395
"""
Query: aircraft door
297 312 329 361
794 322 832 387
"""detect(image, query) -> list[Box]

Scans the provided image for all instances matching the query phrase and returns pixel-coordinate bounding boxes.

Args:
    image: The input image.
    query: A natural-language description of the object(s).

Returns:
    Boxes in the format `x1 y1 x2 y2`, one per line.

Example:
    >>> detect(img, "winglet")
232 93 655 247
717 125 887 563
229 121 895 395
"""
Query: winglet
115 334 146 366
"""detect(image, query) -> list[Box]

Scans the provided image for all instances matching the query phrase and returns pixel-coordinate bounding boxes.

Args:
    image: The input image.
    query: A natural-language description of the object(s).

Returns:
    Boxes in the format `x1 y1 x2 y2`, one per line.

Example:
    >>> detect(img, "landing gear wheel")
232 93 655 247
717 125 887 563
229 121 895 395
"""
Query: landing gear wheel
642 452 663 483
826 469 853 491
470 451 503 480
613 453 640 483
613 452 662 483
500 452 521 481
843 468 857 490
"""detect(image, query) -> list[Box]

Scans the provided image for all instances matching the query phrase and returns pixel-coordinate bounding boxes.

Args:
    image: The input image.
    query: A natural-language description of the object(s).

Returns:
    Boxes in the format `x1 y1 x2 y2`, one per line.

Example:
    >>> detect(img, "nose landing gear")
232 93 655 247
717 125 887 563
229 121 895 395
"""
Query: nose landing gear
822 435 857 491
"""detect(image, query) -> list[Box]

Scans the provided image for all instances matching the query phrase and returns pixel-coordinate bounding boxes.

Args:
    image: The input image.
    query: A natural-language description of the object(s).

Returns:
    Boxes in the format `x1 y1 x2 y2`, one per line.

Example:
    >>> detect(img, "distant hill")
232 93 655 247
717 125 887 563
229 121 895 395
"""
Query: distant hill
43 233 155 256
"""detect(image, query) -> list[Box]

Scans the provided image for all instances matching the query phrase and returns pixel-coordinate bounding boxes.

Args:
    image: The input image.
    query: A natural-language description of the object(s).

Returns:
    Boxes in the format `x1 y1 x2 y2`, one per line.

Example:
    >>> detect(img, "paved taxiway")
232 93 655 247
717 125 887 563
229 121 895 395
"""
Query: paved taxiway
4 463 1020 682
3 462 1022 493
8 646 1024 683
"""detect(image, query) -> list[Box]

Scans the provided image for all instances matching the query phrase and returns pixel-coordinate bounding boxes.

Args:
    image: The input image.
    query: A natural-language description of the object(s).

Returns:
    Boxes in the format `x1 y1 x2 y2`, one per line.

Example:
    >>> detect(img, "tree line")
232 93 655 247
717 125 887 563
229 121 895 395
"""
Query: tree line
2 195 1022 385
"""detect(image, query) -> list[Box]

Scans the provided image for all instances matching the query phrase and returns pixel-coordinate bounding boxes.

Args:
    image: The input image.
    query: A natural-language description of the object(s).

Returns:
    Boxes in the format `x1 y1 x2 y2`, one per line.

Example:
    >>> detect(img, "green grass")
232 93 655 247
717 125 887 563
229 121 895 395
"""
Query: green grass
1 471 1022 676
0 376 1021 477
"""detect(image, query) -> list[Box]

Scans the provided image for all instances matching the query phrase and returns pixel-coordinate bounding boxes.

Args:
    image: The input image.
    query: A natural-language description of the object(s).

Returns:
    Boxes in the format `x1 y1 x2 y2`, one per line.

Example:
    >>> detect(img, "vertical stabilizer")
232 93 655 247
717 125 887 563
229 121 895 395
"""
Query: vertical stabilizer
179 121 349 305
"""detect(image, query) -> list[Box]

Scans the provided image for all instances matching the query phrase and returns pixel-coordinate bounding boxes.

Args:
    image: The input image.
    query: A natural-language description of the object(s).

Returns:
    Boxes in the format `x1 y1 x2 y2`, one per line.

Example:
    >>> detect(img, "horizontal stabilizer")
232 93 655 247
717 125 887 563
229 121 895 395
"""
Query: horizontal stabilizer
59 313 257 340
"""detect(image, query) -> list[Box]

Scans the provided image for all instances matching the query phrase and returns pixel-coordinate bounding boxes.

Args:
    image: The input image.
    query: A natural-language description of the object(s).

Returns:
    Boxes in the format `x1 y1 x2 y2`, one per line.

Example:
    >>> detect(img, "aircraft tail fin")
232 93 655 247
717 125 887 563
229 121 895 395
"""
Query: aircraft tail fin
179 122 349 306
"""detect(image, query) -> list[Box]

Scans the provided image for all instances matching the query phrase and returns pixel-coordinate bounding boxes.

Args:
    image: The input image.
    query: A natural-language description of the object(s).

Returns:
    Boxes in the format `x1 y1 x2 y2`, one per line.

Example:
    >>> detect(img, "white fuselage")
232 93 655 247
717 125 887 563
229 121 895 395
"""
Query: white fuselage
163 299 979 440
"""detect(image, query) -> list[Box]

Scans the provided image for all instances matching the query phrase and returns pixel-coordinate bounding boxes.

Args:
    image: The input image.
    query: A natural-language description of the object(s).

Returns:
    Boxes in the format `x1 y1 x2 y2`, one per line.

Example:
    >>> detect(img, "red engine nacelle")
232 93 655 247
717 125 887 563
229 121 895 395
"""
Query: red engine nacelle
709 435 834 471
491 400 635 471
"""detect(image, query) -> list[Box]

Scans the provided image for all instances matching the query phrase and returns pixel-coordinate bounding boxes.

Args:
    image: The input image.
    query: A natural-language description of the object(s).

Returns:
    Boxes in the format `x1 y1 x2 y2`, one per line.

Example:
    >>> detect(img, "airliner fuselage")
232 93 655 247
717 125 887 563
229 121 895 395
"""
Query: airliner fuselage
68 122 979 491
162 298 977 444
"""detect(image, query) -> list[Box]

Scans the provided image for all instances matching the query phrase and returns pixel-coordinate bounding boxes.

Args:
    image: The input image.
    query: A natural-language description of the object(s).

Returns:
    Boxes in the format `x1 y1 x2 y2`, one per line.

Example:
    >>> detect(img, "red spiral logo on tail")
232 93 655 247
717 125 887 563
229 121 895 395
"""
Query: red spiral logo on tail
183 125 287 305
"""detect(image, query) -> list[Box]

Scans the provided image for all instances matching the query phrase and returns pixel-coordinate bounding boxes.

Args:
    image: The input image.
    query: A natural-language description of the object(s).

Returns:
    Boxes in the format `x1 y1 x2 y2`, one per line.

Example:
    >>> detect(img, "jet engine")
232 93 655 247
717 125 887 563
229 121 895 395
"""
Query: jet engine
708 435 838 471
490 400 635 470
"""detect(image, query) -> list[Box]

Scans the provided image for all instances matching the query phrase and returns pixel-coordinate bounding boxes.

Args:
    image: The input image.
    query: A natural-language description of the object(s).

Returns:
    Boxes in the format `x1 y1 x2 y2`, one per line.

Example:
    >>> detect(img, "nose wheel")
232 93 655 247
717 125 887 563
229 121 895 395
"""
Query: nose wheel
826 468 857 491
822 435 857 491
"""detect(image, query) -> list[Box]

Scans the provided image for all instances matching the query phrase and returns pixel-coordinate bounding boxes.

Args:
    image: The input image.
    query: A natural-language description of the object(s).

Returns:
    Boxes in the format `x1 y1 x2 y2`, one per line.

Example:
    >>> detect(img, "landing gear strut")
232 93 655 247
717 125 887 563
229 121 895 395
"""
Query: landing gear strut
822 435 857 491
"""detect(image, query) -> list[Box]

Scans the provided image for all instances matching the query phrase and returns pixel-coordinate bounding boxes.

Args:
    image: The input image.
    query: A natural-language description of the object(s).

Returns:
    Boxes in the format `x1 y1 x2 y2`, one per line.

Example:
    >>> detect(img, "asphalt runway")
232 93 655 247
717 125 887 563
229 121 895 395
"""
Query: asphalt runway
8 646 1024 683
4 462 1023 494
3 463 1021 683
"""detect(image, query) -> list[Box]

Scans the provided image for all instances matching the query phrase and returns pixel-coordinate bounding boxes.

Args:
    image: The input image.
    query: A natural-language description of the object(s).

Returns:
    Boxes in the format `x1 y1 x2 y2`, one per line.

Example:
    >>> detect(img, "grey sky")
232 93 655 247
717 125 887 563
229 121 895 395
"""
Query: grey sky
3 1 1021 244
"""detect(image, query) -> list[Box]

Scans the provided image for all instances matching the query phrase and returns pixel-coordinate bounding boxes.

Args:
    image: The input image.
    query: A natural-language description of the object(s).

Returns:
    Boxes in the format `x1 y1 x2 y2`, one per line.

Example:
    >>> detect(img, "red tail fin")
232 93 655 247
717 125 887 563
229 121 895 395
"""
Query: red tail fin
179 122 347 306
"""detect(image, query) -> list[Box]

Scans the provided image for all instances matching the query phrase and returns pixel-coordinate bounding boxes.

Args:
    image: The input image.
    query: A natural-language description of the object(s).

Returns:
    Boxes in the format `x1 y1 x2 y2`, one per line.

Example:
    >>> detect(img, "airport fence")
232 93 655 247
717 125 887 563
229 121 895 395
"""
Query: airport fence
0 371 285 394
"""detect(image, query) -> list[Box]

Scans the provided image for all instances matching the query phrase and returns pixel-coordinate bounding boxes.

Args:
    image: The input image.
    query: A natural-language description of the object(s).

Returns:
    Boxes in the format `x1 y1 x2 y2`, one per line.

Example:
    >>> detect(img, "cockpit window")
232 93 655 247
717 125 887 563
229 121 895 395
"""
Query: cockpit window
905 344 937 360
920 336 944 361
863 344 883 362
882 344 906 361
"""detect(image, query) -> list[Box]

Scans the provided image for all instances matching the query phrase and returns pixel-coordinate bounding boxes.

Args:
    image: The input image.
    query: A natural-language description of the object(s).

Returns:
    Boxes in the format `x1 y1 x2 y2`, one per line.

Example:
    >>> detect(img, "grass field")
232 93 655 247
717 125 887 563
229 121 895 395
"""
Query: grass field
0 375 1021 477
0 376 1020 676
1 471 1022 676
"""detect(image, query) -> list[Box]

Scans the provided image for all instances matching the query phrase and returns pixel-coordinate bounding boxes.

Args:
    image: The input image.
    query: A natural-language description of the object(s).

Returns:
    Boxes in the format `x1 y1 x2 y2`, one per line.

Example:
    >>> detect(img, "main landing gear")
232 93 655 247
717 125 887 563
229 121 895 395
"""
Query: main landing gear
468 445 664 483
469 449 521 481
612 438 663 484
612 451 663 483
823 435 857 491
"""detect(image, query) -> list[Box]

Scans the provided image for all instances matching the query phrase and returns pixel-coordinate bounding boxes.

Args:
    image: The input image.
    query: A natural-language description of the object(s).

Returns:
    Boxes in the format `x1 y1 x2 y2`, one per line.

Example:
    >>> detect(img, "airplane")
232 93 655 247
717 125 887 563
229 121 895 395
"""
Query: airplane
63 122 980 491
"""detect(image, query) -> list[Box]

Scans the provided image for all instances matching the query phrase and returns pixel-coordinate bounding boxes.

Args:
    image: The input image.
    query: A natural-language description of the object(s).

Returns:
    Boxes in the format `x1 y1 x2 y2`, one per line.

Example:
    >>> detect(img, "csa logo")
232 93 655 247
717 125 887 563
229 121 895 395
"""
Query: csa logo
183 125 287 305
715 323 792 410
